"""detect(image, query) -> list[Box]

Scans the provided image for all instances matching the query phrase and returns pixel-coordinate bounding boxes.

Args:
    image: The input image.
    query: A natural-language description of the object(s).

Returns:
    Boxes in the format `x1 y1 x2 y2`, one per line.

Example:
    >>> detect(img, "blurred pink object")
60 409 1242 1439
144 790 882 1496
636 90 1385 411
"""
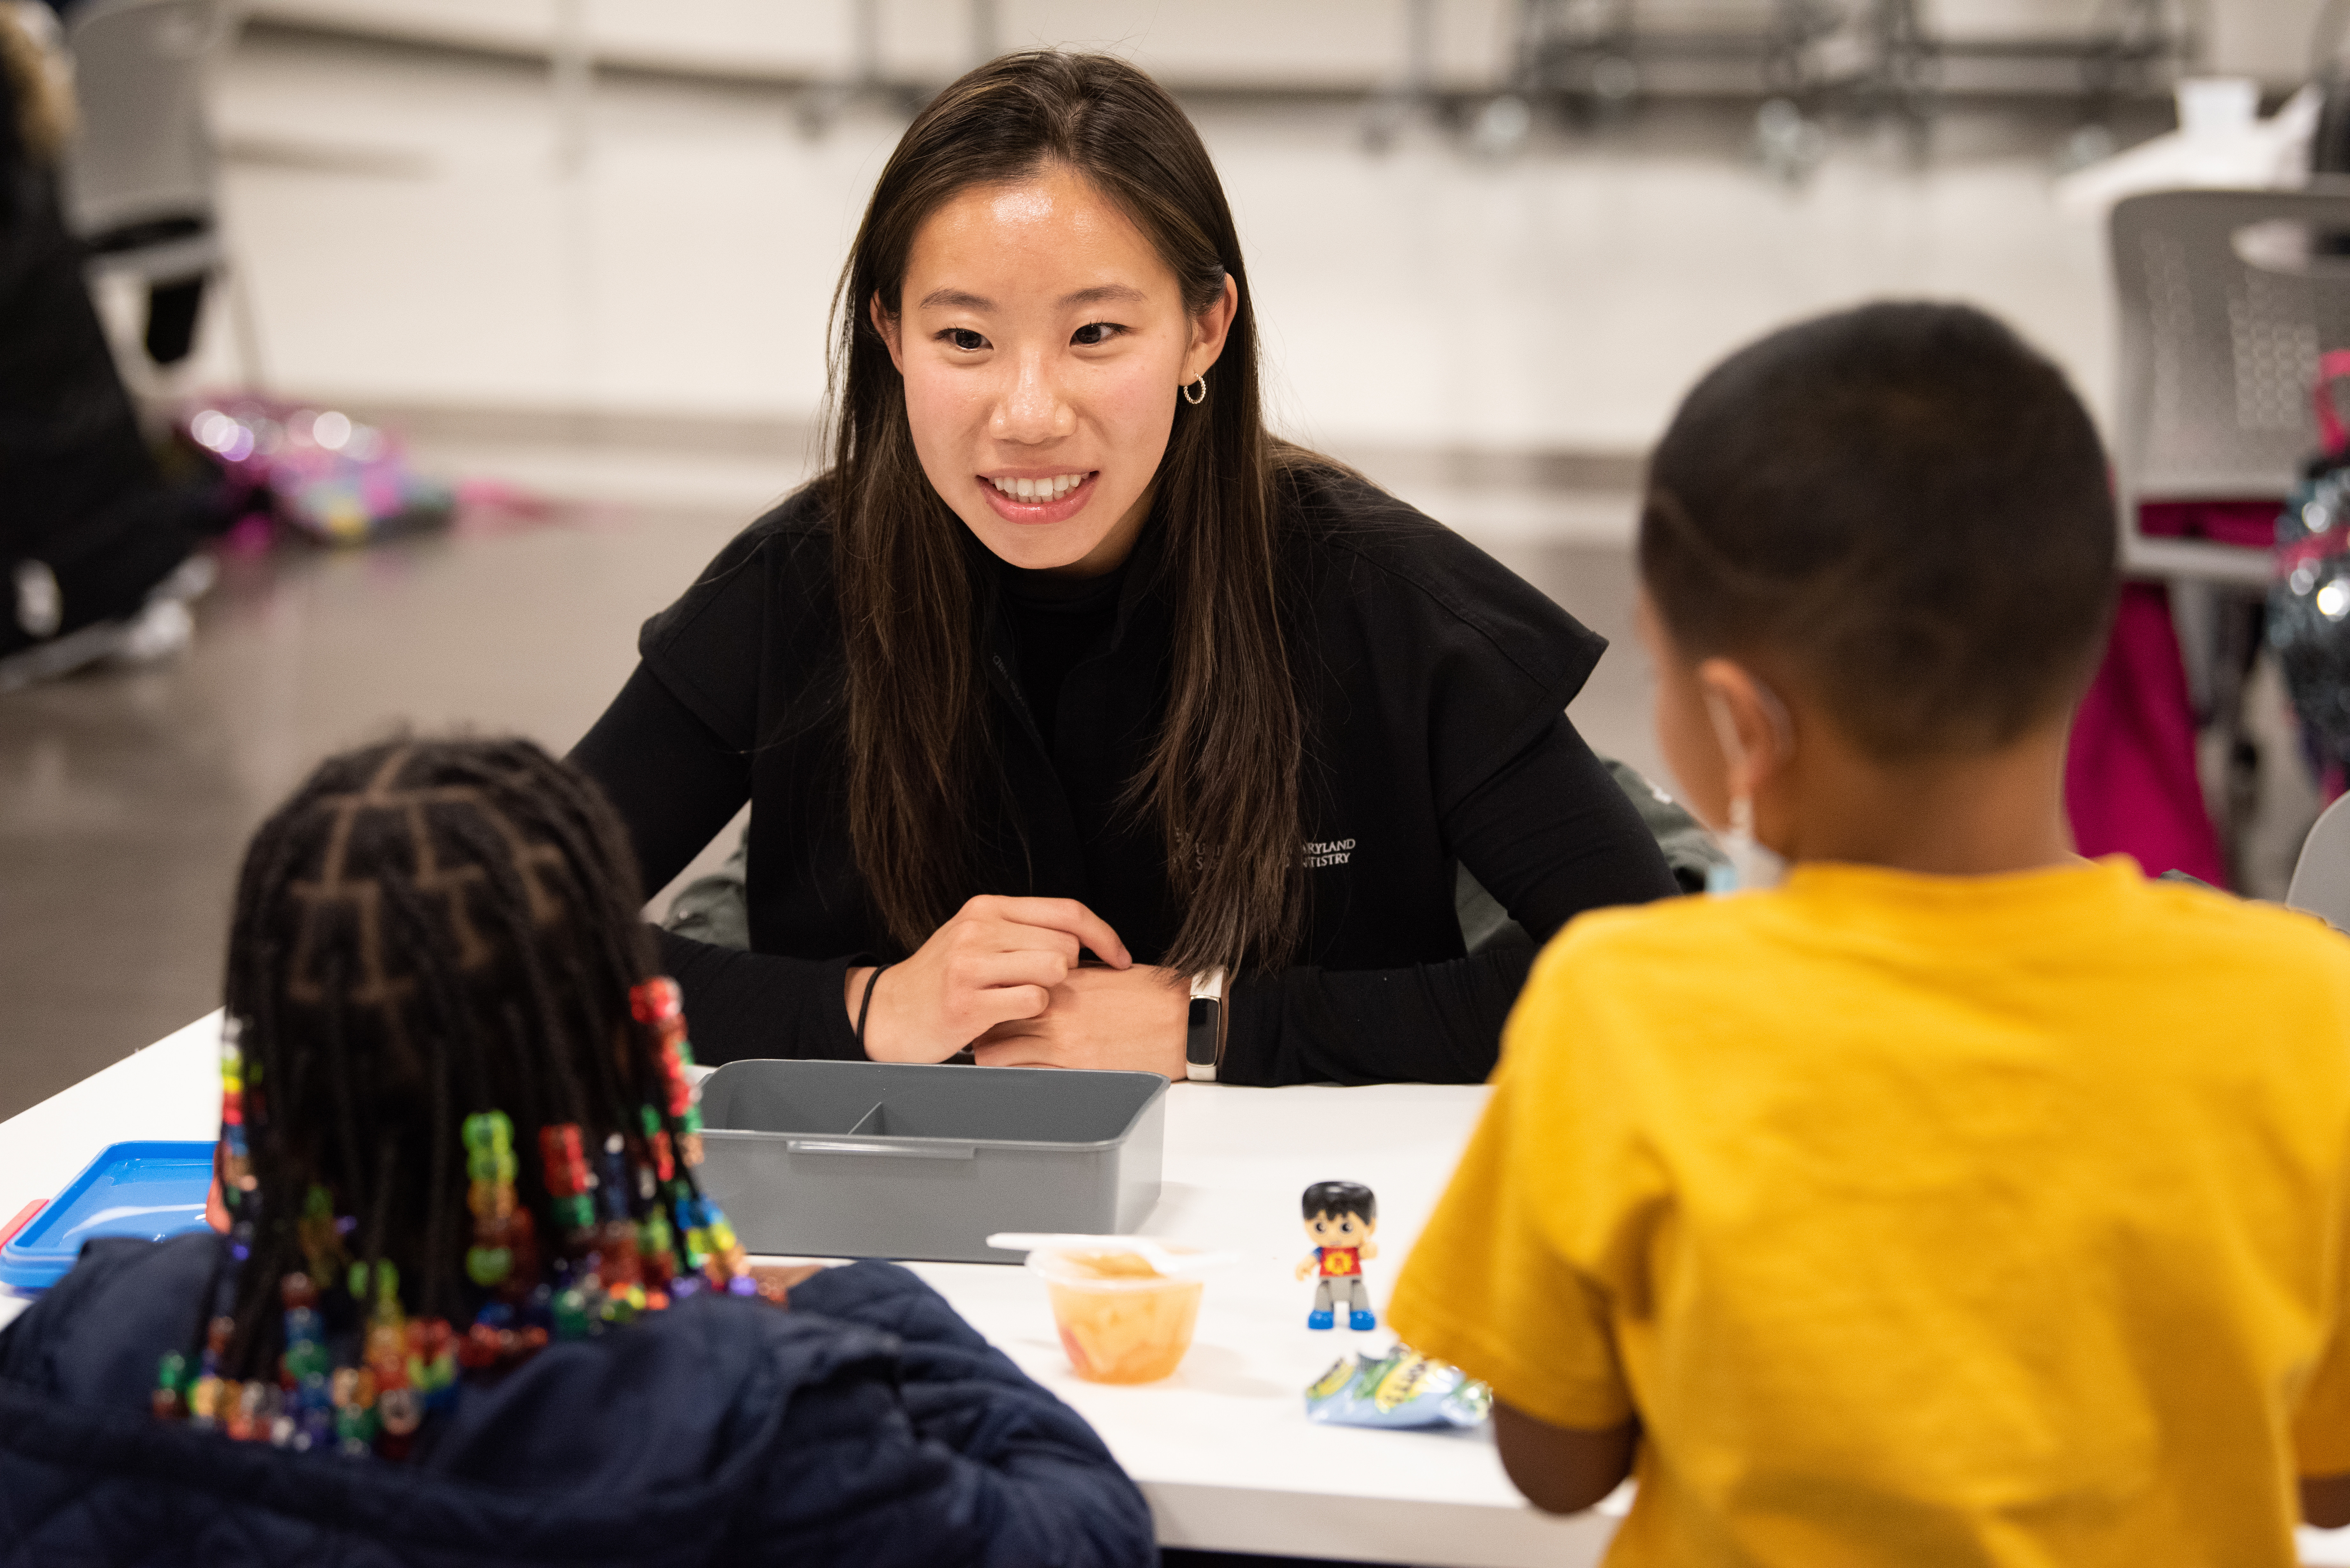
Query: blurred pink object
453 477 556 532
177 397 453 545
2062 501 2268 887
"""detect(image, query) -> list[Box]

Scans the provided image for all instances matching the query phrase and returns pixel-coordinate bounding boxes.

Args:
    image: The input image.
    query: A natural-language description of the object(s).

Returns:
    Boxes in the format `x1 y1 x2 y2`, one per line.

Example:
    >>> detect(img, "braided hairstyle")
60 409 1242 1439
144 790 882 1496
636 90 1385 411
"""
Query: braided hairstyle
200 736 719 1411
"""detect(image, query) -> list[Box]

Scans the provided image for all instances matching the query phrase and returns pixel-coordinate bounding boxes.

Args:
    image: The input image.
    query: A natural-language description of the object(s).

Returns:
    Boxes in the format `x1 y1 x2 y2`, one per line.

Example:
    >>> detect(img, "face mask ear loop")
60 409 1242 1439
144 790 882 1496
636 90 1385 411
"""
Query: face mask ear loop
1702 677 1793 893
1702 690 1757 839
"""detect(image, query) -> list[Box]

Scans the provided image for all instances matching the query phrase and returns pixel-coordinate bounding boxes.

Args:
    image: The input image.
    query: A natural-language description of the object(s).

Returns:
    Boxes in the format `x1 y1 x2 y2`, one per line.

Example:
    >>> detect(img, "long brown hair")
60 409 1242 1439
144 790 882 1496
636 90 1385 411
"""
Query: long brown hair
827 51 1308 973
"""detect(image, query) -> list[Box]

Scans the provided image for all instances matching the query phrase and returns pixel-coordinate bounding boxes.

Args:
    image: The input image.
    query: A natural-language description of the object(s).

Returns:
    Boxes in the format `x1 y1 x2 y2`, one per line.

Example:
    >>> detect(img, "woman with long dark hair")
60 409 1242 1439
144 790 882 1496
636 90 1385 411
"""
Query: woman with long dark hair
571 51 1677 1084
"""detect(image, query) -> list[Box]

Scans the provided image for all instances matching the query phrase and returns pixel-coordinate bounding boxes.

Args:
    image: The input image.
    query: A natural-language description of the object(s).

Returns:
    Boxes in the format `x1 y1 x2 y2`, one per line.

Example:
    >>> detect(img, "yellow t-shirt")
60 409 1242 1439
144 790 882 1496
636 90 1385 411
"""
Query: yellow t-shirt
1390 857 2350 1567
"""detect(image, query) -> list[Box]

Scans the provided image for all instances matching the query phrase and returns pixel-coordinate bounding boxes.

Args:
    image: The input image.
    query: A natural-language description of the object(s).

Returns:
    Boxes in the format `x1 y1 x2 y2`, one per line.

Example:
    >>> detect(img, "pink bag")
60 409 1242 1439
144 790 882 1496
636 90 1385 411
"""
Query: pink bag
179 398 453 546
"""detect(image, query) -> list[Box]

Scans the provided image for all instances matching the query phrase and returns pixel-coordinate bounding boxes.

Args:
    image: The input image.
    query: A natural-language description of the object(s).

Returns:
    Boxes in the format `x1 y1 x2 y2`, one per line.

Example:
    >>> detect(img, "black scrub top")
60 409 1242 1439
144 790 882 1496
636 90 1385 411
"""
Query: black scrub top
569 460 1677 1085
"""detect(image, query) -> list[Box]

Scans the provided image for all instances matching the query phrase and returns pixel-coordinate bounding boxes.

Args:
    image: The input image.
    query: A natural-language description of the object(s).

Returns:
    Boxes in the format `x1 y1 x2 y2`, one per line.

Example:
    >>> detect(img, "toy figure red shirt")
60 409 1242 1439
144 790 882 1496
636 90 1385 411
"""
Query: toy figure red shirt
1297 1182 1378 1331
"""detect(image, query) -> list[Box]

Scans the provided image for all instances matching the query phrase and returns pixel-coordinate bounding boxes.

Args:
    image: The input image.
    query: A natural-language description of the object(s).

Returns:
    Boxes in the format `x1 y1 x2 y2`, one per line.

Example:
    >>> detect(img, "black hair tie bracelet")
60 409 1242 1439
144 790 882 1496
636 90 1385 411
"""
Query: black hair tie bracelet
855 963 892 1054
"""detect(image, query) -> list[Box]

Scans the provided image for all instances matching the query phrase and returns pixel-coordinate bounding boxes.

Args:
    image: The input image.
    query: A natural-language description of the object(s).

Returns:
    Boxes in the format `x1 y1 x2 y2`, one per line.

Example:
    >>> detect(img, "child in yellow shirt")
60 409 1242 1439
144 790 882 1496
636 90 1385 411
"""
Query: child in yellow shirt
1387 300 2350 1566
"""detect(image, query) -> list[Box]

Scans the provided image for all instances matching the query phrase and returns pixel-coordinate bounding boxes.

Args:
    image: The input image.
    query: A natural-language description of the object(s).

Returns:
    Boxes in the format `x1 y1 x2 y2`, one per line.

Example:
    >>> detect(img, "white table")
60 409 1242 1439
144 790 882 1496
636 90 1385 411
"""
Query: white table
22 1017 2350 1564
0 1012 1622 1567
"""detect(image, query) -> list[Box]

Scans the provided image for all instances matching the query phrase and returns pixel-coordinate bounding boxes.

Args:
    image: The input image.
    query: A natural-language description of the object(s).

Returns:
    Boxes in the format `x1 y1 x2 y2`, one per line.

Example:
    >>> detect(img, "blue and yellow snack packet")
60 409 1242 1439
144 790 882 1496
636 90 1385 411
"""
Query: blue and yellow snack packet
1303 1344 1491 1430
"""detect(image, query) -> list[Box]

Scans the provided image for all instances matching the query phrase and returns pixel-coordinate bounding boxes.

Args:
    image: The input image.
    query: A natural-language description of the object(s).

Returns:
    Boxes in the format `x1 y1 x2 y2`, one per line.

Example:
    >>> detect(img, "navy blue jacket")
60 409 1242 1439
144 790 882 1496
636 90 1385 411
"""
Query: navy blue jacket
0 1235 1155 1566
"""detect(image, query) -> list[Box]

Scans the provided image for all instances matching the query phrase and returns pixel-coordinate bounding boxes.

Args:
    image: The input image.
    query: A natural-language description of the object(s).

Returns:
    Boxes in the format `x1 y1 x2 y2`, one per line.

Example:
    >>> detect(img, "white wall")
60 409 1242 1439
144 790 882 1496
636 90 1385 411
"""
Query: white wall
2209 0 2328 83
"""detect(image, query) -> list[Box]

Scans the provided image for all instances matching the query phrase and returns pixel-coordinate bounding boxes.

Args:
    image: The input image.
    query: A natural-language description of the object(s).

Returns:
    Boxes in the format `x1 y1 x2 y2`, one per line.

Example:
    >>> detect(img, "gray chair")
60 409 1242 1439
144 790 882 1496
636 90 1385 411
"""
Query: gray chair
58 0 256 377
2108 186 2350 585
2287 789 2350 930
2106 187 2350 872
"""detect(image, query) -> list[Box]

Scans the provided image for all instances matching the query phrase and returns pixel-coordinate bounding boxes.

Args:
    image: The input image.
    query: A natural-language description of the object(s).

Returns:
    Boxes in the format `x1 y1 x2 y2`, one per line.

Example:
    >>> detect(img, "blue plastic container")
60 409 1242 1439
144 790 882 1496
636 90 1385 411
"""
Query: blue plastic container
0 1141 215 1293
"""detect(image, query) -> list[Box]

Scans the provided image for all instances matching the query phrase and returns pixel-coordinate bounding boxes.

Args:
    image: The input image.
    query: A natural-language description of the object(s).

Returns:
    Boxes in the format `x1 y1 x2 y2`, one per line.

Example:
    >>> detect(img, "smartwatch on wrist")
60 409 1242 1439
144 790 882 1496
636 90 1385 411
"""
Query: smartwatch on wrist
1184 967 1227 1082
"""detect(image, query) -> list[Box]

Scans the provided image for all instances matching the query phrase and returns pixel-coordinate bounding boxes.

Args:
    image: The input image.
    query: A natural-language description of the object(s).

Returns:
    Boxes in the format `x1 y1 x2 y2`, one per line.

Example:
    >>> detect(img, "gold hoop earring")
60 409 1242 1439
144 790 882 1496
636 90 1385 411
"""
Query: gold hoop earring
1182 374 1207 406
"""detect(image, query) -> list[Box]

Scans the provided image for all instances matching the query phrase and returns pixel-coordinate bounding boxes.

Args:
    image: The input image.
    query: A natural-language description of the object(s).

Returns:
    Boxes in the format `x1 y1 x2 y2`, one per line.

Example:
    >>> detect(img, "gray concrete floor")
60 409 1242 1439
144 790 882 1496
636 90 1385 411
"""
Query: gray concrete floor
0 504 737 1119
0 500 1659 1123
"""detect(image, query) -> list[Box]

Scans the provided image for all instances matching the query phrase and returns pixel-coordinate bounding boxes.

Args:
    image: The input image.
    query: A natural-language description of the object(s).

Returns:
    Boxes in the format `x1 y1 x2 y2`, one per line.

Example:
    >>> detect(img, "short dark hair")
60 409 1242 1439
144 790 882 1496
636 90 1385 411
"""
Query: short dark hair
1639 301 2117 759
1303 1180 1375 1224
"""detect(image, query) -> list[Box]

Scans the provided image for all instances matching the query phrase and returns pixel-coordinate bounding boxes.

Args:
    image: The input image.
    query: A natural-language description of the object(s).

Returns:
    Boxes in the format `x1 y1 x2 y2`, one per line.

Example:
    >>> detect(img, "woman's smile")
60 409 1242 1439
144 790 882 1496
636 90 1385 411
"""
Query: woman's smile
981 470 1100 525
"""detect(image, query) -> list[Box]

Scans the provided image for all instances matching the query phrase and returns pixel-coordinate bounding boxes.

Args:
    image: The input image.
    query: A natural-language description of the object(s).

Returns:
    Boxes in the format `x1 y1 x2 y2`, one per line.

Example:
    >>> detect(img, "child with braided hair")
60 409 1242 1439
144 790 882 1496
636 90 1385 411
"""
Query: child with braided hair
0 736 1153 1567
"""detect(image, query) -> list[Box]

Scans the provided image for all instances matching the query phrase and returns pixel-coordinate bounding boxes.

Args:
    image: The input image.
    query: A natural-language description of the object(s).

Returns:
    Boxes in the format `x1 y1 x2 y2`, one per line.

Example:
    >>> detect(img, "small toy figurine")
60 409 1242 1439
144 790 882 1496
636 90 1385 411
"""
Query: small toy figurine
1294 1180 1378 1331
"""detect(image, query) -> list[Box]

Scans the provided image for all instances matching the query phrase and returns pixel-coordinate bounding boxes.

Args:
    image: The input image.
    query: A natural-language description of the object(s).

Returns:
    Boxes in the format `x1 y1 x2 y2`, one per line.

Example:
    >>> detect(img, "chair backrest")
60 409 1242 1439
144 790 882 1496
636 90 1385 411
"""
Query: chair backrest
2288 789 2350 930
57 0 225 246
2109 186 2350 524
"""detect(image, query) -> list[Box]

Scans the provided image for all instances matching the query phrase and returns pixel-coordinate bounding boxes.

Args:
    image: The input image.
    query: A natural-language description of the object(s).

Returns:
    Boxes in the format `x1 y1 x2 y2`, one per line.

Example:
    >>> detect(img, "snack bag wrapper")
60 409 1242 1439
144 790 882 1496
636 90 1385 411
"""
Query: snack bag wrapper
1304 1344 1491 1430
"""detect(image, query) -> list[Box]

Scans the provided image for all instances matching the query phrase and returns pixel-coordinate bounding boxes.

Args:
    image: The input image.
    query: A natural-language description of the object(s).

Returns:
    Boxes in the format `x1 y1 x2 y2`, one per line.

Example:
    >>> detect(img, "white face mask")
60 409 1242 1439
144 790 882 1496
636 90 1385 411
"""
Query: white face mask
1701 685 1791 895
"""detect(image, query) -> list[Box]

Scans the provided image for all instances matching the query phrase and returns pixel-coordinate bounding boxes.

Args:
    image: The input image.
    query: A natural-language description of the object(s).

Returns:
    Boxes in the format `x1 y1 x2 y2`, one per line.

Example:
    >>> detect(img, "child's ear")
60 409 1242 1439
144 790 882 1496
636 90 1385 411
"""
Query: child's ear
1695 659 1793 801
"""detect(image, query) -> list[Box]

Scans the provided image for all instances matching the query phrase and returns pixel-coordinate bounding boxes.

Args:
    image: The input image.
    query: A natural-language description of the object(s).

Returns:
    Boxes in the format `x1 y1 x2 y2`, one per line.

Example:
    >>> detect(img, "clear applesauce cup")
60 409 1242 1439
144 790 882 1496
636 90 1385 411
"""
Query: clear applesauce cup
1027 1247 1207 1385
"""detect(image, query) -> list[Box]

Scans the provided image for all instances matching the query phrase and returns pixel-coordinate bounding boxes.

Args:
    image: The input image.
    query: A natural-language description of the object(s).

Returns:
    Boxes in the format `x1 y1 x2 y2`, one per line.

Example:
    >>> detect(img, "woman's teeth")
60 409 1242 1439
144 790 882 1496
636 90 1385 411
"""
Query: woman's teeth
988 473 1087 502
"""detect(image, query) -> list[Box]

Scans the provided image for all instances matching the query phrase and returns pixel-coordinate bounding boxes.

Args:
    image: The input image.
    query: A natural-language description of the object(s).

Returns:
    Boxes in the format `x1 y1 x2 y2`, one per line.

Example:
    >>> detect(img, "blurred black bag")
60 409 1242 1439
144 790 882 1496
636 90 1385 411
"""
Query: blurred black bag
2270 353 2350 767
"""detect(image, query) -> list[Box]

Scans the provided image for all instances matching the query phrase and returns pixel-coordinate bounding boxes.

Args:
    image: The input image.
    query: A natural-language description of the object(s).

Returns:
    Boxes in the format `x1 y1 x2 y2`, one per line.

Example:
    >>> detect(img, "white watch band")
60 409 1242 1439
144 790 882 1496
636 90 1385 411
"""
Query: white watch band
1184 966 1227 1082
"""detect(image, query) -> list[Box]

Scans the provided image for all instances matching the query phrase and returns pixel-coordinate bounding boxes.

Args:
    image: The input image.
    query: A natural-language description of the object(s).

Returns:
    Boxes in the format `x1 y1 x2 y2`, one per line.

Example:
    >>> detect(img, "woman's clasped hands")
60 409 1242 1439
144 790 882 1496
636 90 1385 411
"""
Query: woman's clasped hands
844 896 1194 1077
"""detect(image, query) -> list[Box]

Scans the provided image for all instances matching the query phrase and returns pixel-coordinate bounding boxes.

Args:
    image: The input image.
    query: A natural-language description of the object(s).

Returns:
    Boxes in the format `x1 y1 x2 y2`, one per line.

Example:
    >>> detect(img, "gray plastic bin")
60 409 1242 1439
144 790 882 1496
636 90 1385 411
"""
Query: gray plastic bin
695 1060 1167 1264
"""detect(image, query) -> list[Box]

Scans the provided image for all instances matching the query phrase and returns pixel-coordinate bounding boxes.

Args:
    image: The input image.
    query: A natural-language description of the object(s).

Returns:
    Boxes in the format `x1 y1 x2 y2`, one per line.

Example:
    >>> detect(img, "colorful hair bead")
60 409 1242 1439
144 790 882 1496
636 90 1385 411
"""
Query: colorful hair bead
190 1307 235 1429
665 1192 747 1288
551 1283 594 1341
297 1185 347 1286
218 1031 254 1206
631 977 704 1165
408 1319 459 1408
331 1362 380 1456
358 1259 407 1446
278 1280 333 1453
538 1123 598 1235
151 1351 189 1420
598 1217 643 1289
458 1317 550 1371
230 1383 256 1440
261 1283 318 1449
379 1386 422 1437
637 1206 678 1286
538 1125 588 1194
464 1111 539 1291
595 1135 628 1221
640 1105 676 1183
629 976 683 1030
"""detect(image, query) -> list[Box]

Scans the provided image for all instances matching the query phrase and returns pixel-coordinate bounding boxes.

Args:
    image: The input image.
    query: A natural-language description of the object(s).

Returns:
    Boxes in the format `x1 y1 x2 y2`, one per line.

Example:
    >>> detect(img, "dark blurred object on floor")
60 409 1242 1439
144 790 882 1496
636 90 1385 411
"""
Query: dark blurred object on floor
0 3 212 690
